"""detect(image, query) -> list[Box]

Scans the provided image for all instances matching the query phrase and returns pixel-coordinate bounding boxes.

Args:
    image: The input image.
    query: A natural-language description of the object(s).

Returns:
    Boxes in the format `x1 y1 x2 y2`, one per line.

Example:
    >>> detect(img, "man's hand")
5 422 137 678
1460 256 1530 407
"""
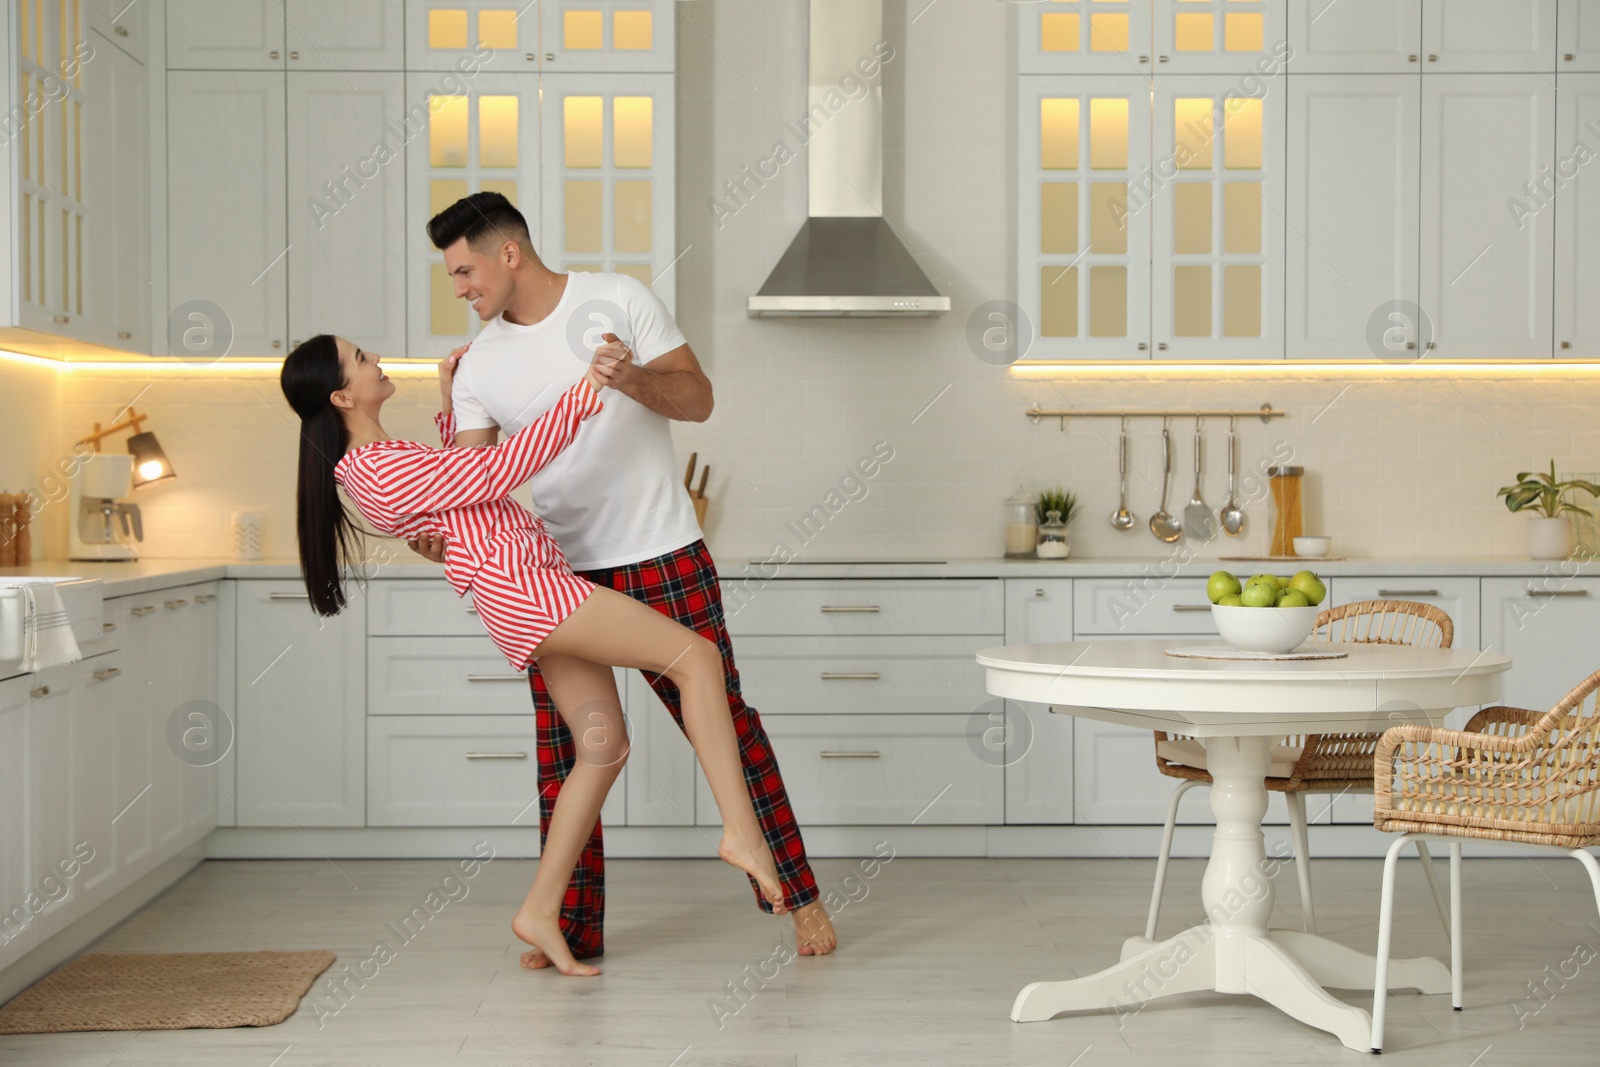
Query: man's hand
439 344 470 412
588 332 635 392
407 531 447 564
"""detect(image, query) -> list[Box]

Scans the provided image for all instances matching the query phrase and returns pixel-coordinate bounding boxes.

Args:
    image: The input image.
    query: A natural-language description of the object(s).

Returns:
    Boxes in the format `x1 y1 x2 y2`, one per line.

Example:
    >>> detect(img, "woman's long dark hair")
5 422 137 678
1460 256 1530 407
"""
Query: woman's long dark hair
280 335 362 616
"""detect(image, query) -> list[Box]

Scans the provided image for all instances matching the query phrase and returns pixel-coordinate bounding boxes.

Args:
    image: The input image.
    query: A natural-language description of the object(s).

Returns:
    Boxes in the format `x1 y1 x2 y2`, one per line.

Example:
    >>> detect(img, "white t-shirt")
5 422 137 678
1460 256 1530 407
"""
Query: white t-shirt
450 272 702 570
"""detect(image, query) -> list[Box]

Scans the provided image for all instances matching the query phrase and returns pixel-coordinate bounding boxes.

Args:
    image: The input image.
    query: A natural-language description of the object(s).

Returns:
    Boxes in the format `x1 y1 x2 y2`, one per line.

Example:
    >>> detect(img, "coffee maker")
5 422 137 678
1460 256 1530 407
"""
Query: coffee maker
69 454 144 561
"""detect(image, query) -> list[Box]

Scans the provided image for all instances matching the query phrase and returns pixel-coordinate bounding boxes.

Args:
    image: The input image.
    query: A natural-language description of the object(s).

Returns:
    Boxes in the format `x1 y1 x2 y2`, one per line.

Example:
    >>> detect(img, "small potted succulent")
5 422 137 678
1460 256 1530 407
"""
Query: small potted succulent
1496 461 1600 560
1035 487 1079 559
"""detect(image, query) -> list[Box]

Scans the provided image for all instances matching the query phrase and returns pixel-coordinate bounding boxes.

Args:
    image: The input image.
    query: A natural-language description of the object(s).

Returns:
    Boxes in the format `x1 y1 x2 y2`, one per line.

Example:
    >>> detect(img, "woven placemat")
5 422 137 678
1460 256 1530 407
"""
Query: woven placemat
0 950 336 1034
1165 645 1349 661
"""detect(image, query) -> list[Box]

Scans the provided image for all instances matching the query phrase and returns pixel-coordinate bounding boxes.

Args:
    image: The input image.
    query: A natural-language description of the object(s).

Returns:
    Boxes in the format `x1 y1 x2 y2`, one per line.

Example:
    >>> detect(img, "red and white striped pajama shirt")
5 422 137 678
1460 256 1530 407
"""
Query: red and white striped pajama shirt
333 378 605 668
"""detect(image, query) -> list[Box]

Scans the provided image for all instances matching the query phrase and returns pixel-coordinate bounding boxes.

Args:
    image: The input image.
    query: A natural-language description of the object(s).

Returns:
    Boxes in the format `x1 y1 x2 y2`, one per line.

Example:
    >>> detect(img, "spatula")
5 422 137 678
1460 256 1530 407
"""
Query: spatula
1183 419 1215 542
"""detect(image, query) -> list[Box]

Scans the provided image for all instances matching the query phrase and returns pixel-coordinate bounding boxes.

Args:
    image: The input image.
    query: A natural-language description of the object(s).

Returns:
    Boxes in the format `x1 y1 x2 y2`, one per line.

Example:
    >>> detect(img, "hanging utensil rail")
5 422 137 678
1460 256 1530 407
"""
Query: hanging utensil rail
1026 403 1286 428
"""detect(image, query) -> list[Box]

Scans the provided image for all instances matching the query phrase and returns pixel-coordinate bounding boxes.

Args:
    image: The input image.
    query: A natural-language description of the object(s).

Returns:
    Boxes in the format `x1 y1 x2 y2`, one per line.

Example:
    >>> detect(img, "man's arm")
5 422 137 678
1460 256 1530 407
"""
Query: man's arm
453 426 500 449
590 334 713 423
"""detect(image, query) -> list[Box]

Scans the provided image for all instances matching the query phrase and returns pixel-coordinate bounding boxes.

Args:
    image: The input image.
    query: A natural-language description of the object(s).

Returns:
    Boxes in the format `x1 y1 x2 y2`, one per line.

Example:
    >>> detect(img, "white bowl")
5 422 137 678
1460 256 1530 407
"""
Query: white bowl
1293 535 1331 558
1211 604 1319 653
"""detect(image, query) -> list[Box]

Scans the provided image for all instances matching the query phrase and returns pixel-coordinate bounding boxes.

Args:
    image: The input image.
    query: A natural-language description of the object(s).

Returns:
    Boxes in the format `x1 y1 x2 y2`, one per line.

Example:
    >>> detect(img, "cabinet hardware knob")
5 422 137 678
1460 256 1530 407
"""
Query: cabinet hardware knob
1139 55 1149 63
1408 54 1418 62
291 339 301 348
93 667 121 681
820 751 880 759
166 599 188 609
103 622 117 631
289 51 299 60
1562 341 1572 349
466 605 479 614
1158 55 1169 63
1138 342 1148 350
1427 54 1438 61
195 594 214 603
820 605 880 613
1034 588 1046 598
1406 341 1416 349
272 340 282 349
545 53 555 61
1426 341 1435 350
1157 342 1168 351
30 686 50 699
1566 53 1576 61
114 25 128 36
132 605 157 616
1527 589 1590 598
269 592 310 601
466 674 527 683
465 752 528 760
270 50 280 59
1377 589 1440 598
1172 604 1212 612
528 53 538 61
117 330 132 339
820 672 881 681
53 314 69 323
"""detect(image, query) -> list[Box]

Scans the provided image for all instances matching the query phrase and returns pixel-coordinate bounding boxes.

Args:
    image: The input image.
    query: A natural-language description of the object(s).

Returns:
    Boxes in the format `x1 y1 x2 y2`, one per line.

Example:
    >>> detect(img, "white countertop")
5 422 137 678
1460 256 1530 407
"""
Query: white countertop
0 553 1595 599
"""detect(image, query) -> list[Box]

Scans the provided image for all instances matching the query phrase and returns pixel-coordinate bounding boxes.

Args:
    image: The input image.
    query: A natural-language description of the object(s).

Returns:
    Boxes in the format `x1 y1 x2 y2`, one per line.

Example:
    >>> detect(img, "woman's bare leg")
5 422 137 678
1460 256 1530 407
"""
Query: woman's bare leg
510 654 626 977
535 586 788 914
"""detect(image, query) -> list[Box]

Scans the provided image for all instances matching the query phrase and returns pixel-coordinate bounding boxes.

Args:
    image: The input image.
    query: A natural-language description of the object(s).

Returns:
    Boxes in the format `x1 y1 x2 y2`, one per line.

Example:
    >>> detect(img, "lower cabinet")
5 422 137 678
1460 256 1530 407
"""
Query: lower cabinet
1002 579 1075 824
367 715 545 827
1481 577 1600 715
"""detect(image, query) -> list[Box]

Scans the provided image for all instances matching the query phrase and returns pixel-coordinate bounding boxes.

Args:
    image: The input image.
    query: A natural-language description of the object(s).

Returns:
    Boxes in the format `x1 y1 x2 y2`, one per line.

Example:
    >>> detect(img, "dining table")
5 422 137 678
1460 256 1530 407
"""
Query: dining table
976 637 1512 1053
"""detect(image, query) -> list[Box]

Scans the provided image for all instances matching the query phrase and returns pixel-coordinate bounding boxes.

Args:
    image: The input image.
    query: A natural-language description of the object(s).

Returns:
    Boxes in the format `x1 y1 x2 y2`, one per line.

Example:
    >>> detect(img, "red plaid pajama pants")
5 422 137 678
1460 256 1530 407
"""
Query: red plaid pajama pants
529 539 819 959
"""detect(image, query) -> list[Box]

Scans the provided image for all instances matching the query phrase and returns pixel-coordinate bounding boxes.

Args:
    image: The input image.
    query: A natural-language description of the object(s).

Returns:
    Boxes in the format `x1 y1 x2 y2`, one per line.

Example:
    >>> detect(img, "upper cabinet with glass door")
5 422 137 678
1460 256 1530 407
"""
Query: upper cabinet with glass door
1421 0 1557 73
1018 0 1153 74
1287 0 1422 73
405 0 540 72
1154 0 1288 74
542 0 675 72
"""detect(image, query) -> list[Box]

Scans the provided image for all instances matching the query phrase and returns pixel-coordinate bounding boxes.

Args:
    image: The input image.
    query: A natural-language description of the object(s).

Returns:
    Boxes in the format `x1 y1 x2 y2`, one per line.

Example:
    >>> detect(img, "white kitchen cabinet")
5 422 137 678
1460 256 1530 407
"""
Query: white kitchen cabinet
108 594 157 883
74 655 121 900
235 582 366 827
1560 0 1600 71
1421 0 1558 73
1017 0 1153 75
405 71 541 359
88 0 147 63
175 585 222 843
540 72 677 311
368 715 544 827
1481 577 1600 716
0 676 33 968
166 0 286 69
1556 74 1600 358
82 33 151 352
1153 0 1288 74
1286 75 1420 360
369 636 539 716
1288 0 1423 73
405 0 539 72
166 72 288 357
25 664 79 942
625 670 696 826
286 72 408 356
284 0 405 70
539 0 675 73
1001 580 1075 824
1018 75 1153 360
1420 75 1556 360
1152 76 1286 359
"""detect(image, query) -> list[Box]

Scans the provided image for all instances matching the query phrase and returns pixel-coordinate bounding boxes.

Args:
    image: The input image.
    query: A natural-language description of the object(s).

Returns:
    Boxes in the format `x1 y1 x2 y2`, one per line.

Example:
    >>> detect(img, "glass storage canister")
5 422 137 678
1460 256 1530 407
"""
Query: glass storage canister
1036 510 1070 558
1268 465 1304 557
1004 489 1038 559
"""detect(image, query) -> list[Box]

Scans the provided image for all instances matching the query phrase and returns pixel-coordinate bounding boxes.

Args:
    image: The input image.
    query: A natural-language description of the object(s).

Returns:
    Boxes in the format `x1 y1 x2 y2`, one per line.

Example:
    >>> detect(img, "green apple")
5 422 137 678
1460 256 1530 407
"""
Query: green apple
1274 575 1292 591
1247 573 1278 588
1207 570 1242 604
1240 583 1277 608
1276 589 1311 608
1288 570 1327 606
1218 593 1244 606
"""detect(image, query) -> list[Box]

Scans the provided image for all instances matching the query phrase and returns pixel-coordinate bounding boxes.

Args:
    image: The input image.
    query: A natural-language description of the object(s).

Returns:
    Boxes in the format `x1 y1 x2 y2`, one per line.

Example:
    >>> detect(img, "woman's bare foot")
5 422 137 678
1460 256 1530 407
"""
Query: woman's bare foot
718 836 789 914
511 908 599 977
791 900 837 956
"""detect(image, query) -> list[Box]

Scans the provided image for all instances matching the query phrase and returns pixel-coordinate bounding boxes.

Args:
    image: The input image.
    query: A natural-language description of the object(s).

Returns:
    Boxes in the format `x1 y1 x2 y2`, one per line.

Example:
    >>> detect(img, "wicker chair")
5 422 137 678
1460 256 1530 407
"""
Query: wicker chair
1145 599 1458 942
1369 670 1600 1053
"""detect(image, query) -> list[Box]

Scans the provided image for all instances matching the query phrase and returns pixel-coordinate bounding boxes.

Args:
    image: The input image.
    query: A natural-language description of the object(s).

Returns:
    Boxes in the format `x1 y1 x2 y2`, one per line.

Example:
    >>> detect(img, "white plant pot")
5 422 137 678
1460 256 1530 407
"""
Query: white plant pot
1526 516 1574 560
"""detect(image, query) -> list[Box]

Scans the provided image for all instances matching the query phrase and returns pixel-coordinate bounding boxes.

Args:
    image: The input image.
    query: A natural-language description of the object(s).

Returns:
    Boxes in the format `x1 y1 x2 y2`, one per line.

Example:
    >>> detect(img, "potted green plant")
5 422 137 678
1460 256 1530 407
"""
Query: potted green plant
1035 487 1078 559
1495 462 1600 560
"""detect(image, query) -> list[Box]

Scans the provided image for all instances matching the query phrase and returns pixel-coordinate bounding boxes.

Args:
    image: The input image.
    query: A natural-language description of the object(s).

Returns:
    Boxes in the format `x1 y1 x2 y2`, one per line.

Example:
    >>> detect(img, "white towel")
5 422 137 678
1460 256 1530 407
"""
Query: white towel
20 581 82 672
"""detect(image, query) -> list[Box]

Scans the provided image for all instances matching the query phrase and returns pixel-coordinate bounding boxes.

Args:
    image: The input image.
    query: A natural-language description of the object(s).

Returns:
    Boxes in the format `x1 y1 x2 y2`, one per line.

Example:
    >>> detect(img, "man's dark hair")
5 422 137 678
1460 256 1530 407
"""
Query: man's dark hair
426 191 532 253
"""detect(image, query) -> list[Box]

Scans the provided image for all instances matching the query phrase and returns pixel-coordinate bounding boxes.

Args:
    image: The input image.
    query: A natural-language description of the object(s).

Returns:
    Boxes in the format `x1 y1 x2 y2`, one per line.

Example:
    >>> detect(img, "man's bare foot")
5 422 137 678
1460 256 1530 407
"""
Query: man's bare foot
511 909 598 977
791 900 837 956
717 836 789 914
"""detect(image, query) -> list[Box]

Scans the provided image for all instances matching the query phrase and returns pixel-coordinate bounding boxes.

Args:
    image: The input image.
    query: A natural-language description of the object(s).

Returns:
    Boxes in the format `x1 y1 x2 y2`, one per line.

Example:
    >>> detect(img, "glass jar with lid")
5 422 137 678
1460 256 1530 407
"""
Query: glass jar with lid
1036 510 1070 558
1268 465 1305 556
1004 488 1038 559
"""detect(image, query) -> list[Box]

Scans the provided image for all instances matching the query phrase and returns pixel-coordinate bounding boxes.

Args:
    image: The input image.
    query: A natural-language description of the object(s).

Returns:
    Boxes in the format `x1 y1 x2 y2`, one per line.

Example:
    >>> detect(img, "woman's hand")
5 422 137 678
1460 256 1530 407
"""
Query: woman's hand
588 332 634 392
407 531 448 564
439 344 470 412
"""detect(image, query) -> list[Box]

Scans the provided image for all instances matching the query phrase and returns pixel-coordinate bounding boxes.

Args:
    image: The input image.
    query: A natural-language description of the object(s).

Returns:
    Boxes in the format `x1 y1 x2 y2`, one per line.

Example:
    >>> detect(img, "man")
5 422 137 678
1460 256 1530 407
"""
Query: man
414 192 836 964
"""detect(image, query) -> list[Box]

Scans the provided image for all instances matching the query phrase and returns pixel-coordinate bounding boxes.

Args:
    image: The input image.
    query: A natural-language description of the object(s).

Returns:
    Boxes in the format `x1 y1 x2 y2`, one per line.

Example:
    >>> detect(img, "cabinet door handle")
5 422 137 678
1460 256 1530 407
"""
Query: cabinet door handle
1172 604 1212 613
195 594 214 603
93 667 121 681
1034 588 1046 598
1427 54 1438 62
820 672 881 681
30 686 50 699
466 605 479 614
52 314 69 323
1527 589 1590 598
269 592 310 601
820 605 880 613
102 622 117 632
166 599 188 609
269 50 280 59
465 752 527 760
116 330 132 339
1377 589 1439 598
131 605 157 616
1408 54 1418 62
114 24 128 37
467 674 528 683
820 750 880 759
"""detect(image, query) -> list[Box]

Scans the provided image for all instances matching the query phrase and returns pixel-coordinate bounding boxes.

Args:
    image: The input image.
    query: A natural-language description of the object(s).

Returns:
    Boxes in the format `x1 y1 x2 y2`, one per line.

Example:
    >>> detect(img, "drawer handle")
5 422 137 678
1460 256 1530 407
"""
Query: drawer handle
93 667 121 681
820 750 880 759
131 606 157 616
467 674 528 683
466 605 479 614
820 605 880 613
194 594 214 603
102 622 117 632
30 686 50 699
1377 589 1439 598
166 599 188 609
1527 589 1590 598
465 752 528 760
1172 604 1212 613
270 592 310 601
820 672 881 681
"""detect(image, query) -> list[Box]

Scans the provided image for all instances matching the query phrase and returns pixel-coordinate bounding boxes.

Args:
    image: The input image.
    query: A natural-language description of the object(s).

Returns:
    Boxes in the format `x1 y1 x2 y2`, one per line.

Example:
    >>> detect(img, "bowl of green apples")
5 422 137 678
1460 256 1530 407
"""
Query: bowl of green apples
1205 569 1328 653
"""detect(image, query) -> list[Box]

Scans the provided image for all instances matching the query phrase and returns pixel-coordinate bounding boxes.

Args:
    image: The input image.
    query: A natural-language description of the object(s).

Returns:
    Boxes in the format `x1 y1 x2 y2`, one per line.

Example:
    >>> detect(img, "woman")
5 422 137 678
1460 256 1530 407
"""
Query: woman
280 335 787 976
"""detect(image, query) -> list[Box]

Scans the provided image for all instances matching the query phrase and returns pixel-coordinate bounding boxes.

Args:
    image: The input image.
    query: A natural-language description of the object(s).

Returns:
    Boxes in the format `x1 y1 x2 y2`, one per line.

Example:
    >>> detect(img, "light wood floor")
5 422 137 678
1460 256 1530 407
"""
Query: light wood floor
4 853 1599 1065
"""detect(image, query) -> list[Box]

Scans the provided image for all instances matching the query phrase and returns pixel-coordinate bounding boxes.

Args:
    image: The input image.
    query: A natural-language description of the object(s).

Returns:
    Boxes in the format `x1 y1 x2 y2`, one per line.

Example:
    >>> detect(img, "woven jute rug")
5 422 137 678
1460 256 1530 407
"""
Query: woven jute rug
0 951 336 1034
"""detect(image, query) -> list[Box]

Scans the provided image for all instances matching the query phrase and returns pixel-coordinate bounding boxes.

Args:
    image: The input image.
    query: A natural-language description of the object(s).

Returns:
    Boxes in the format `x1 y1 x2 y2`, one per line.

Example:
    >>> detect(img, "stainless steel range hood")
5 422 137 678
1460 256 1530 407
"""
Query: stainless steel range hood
747 0 949 318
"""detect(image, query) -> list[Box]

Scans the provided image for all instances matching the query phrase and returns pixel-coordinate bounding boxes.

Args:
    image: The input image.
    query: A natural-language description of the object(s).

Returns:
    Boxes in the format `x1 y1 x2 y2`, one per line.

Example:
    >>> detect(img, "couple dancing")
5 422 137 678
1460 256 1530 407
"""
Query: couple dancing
280 192 835 976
